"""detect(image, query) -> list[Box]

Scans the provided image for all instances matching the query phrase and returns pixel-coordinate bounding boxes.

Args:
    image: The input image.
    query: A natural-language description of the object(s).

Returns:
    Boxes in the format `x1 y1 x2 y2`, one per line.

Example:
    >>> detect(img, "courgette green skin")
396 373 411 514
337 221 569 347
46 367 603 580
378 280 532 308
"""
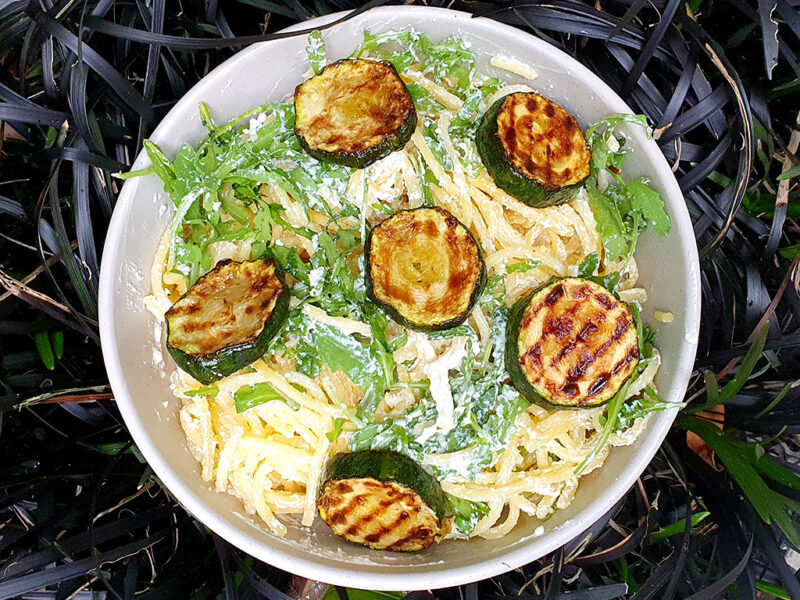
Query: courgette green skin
363 208 487 332
294 60 417 169
504 288 608 411
165 268 290 386
297 110 417 169
324 450 449 521
476 96 584 208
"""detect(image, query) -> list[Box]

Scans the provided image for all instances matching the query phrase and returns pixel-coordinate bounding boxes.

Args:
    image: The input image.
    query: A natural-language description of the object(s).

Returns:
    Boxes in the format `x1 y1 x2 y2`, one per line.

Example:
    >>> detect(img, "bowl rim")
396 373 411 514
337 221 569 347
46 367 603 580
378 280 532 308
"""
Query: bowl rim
99 5 701 590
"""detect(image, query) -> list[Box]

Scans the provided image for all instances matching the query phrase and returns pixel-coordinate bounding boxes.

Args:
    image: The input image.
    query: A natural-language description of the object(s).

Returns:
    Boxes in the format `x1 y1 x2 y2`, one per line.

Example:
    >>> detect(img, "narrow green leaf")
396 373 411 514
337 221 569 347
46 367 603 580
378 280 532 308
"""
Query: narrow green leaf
718 323 769 403
756 383 791 418
649 511 710 540
234 382 286 413
776 163 800 181
306 29 327 75
575 378 632 475
756 581 791 599
704 370 719 407
507 260 541 273
326 417 346 443
76 441 130 455
50 331 64 360
679 418 800 547
578 252 599 277
198 102 216 132
44 126 57 148
34 332 55 370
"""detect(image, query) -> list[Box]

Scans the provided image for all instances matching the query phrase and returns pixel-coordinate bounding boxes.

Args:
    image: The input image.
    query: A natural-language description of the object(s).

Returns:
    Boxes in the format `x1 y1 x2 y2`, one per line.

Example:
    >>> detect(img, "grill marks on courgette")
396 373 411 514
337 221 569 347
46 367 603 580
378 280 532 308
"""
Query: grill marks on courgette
476 92 591 207
319 479 442 551
318 450 448 551
165 258 289 384
506 278 639 409
365 207 486 331
294 59 416 168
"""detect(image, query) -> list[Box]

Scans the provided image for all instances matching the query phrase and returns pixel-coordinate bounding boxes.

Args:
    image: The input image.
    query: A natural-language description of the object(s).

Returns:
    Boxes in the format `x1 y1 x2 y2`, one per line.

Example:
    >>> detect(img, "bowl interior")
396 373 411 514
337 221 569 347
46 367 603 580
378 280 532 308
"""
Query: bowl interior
99 6 700 590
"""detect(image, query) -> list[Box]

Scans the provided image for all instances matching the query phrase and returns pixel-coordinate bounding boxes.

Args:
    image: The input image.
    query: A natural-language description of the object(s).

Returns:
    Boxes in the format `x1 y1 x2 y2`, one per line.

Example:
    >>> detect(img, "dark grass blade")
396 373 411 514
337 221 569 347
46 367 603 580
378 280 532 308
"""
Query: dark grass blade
136 0 165 149
621 0 682 98
43 146 128 172
39 165 98 320
32 12 155 122
1 507 171 578
0 534 166 599
71 145 100 296
85 0 389 50
756 0 780 78
657 86 730 144
0 103 67 126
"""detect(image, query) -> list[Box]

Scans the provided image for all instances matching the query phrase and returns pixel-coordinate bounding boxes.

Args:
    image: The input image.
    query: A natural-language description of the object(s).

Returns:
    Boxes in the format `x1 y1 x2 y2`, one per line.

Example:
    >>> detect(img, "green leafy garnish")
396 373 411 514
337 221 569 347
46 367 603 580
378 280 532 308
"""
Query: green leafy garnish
448 495 490 535
578 252 599 277
326 417 347 443
575 378 633 476
585 115 671 262
616 387 681 431
185 385 218 398
507 260 542 273
234 382 289 413
305 30 326 75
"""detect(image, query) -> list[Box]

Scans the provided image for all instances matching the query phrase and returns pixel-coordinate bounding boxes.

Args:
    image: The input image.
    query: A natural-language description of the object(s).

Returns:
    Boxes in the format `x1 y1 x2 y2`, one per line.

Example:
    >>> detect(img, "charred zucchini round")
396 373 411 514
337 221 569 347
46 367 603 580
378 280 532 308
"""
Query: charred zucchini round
294 58 417 169
365 207 486 331
165 258 289 385
505 278 639 409
476 92 591 207
318 450 448 551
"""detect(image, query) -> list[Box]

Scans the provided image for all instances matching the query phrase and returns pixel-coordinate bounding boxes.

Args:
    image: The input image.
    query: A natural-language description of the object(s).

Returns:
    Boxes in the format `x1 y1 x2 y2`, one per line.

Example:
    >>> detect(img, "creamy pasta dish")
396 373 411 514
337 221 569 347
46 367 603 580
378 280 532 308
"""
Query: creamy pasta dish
127 28 673 551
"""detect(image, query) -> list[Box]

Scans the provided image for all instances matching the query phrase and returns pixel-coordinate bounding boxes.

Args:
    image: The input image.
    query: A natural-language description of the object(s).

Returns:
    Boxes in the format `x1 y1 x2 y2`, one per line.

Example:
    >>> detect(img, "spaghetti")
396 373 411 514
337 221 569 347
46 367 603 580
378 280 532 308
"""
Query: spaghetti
142 35 663 542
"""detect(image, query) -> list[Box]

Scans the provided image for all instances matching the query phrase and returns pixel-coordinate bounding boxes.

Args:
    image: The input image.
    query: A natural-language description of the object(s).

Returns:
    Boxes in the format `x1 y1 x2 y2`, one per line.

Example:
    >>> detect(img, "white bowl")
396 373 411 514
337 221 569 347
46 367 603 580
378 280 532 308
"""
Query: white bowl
99 5 700 591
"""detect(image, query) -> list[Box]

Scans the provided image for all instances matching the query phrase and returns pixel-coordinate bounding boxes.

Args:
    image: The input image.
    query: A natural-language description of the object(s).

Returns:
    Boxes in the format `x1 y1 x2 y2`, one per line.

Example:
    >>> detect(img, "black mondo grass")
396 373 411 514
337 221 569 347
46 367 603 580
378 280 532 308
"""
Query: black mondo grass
0 0 799 598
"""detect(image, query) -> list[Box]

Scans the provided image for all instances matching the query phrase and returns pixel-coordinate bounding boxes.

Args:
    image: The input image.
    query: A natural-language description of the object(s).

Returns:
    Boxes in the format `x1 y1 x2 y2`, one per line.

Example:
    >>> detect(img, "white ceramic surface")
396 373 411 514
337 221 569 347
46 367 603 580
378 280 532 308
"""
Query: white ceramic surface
99 6 701 590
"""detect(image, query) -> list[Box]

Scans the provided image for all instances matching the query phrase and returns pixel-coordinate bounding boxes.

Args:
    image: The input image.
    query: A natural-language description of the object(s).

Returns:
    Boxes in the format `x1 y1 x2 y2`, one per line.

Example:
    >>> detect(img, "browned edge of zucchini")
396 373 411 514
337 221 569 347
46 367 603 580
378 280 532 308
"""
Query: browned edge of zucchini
505 277 639 409
165 258 290 385
294 58 417 169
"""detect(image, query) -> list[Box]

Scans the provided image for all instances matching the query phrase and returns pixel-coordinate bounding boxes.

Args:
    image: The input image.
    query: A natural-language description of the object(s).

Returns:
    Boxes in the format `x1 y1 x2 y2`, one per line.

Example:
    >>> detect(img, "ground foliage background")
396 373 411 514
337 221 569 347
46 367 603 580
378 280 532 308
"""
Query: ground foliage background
1 0 800 598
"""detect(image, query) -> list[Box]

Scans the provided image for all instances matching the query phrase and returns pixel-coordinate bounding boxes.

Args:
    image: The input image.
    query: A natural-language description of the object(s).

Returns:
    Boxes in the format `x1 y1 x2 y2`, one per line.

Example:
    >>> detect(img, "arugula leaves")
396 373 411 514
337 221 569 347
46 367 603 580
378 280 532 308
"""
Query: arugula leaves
348 275 529 494
354 30 477 99
448 495 490 536
305 30 326 75
585 114 671 262
616 387 680 431
507 260 542 273
120 100 354 287
234 382 290 413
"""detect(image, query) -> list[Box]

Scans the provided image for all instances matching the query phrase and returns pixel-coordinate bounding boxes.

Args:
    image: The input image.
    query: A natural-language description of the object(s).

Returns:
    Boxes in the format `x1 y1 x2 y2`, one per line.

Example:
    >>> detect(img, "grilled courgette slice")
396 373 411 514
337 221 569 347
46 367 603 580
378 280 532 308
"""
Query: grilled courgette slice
476 92 591 207
506 278 639 409
294 58 417 168
365 207 486 331
318 450 448 551
165 258 289 385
